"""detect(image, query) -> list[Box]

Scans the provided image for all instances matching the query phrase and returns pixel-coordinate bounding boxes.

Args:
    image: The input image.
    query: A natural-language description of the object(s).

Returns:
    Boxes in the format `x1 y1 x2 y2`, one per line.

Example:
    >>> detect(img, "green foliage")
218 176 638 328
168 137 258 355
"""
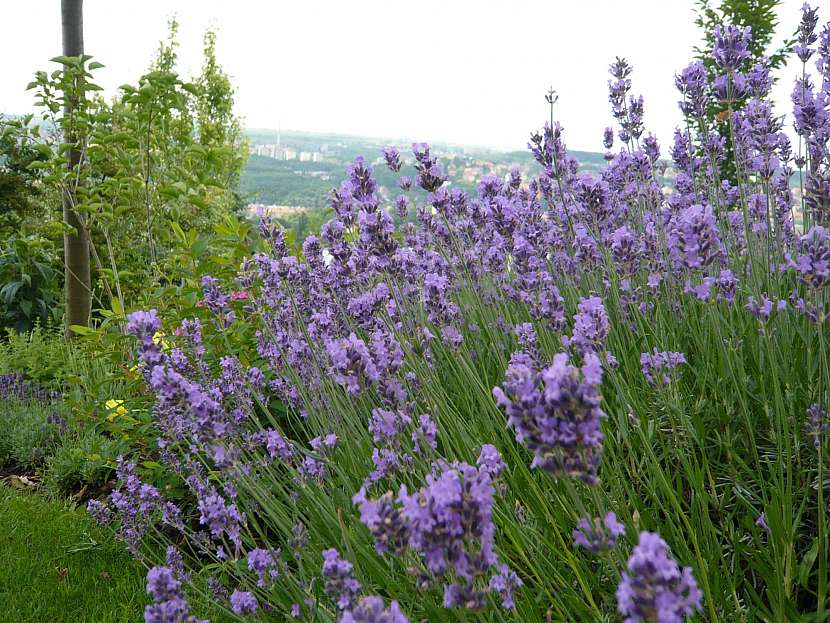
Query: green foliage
4 22 249 320
0 325 69 385
44 427 124 497
241 154 334 207
0 114 49 231
0 236 62 332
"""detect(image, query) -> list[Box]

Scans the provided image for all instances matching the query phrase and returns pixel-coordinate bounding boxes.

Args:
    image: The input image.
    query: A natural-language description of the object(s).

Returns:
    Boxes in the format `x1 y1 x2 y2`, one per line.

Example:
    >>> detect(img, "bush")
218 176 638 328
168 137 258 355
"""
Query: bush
0 325 72 388
0 235 61 333
0 399 66 472
91 6 830 623
44 427 124 497
0 371 125 496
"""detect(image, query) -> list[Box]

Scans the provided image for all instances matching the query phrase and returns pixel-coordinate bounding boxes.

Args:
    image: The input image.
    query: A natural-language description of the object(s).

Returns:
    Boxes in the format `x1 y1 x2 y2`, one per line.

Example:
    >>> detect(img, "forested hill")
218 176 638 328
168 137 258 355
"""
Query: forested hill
239 129 615 209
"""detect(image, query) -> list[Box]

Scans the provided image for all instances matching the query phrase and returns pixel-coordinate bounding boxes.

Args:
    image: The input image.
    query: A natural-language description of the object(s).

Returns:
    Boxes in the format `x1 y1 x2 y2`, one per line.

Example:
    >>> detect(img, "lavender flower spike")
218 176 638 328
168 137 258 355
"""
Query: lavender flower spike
144 566 206 623
573 511 625 554
322 548 362 610
712 24 752 71
341 596 410 623
494 351 606 484
616 531 702 623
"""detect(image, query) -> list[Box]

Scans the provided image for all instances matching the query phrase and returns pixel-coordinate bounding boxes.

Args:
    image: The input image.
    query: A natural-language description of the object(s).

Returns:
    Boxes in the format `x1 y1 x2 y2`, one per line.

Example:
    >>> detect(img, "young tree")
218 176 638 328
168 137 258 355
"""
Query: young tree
61 0 91 334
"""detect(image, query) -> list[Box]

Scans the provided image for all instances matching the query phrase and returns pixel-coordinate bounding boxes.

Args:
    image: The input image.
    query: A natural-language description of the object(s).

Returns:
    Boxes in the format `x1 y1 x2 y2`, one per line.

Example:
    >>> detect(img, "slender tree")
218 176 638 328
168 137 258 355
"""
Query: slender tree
61 0 91 334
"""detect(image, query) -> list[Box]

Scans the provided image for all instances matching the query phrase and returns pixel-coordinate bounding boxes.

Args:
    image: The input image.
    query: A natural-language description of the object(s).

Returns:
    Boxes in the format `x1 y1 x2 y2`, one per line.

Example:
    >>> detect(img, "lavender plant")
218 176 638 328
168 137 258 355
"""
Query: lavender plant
91 5 830 622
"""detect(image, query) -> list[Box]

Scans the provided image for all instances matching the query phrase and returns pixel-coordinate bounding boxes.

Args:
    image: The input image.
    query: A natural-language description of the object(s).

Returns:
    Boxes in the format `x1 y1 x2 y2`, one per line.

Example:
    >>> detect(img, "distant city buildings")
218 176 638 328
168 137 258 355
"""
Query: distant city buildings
251 143 318 163
246 134 586 194
247 203 308 218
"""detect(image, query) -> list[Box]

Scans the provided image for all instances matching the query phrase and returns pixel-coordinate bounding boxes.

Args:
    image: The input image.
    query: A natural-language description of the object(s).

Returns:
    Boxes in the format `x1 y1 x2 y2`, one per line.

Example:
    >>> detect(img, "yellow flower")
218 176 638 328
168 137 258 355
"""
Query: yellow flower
105 399 128 422
152 331 171 351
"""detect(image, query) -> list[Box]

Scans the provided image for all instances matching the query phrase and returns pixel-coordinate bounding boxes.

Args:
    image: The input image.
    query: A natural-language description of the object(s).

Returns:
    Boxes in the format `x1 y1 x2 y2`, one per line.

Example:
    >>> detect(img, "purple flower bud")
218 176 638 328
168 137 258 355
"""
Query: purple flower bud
806 403 829 449
230 590 258 614
573 511 625 554
322 548 362 610
382 146 402 172
616 532 703 623
494 351 605 484
713 25 752 71
341 596 410 623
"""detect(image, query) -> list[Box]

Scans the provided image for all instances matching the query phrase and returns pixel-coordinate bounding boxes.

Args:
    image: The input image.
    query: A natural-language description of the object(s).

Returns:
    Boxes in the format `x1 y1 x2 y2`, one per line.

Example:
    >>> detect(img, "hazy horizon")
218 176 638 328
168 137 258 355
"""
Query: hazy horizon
0 1 808 153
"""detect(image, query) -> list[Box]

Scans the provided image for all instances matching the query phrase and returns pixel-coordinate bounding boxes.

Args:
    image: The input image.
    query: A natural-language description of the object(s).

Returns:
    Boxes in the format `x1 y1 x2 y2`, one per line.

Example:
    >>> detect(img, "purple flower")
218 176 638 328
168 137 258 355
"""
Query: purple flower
573 511 625 554
668 204 722 271
412 143 446 192
675 61 709 119
643 134 660 163
611 226 642 275
0 373 57 402
795 3 820 62
568 296 610 356
397 460 509 610
806 403 829 449
713 25 752 71
494 351 606 484
126 309 161 339
353 489 409 555
603 126 614 150
788 226 830 288
144 566 205 623
200 276 231 318
165 546 190 584
327 333 380 395
402 465 491 568
347 156 380 208
756 512 770 533
383 146 402 172
248 547 281 587
477 444 506 479
197 489 245 550
322 548 362 610
108 456 162 553
394 194 408 218
341 596 410 623
86 499 112 525
398 175 413 191
489 563 523 609
127 310 164 366
263 428 294 462
747 62 773 97
412 414 438 453
640 349 686 386
746 294 786 322
230 590 258 614
616 531 703 623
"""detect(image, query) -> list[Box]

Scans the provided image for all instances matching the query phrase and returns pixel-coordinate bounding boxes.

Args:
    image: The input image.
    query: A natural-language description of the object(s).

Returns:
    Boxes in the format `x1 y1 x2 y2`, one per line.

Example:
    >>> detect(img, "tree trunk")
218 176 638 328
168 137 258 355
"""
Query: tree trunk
61 0 91 336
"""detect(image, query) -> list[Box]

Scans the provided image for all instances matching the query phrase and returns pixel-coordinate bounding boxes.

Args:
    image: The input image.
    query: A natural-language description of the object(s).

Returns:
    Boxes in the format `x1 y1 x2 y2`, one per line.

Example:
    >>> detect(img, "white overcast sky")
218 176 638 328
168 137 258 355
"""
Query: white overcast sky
0 0 811 153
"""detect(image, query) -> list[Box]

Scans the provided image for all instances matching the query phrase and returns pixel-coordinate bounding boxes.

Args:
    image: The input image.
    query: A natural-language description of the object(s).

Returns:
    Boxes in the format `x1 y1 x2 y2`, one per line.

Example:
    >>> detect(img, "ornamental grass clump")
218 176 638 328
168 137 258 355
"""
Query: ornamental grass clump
90 5 830 621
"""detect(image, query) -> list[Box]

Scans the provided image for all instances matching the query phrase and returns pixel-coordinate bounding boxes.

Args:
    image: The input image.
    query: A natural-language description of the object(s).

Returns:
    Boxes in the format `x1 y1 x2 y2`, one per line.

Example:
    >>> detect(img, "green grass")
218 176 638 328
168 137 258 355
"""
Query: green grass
0 485 147 623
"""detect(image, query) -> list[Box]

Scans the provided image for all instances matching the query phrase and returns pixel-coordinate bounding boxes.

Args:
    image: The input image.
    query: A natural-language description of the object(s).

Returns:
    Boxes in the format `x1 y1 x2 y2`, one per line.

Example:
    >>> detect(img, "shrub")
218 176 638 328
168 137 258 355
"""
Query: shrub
0 325 72 387
43 427 124 497
0 235 61 333
92 5 830 623
0 374 63 471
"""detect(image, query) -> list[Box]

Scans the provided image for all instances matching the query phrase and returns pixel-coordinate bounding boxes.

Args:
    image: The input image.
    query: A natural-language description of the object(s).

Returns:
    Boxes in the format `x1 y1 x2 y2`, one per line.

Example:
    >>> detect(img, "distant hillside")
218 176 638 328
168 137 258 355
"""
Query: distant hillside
240 129 612 209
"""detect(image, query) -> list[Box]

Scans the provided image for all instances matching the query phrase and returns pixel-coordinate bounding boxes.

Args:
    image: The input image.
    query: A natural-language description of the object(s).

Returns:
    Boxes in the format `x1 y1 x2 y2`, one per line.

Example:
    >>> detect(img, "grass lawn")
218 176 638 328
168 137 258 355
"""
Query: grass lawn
0 484 147 623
